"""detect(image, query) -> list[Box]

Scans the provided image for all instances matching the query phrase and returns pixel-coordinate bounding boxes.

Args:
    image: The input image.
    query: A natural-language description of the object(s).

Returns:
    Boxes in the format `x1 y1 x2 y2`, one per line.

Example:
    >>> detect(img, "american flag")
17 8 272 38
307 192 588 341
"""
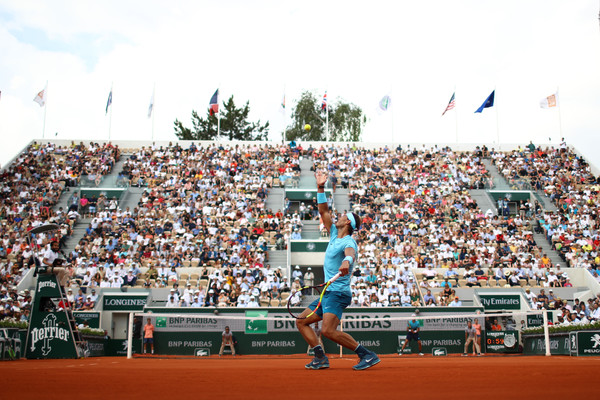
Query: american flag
321 91 327 111
442 92 455 116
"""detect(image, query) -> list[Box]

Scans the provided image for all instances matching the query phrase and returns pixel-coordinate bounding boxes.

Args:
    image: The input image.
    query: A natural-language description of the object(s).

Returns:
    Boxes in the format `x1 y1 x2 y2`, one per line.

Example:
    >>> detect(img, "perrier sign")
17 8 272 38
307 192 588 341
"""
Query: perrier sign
26 273 78 359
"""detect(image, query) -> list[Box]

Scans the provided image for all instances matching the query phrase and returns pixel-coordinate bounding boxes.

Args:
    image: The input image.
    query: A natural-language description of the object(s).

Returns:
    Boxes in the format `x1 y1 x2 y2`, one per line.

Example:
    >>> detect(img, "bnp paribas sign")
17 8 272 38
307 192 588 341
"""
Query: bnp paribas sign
103 294 149 311
479 294 521 310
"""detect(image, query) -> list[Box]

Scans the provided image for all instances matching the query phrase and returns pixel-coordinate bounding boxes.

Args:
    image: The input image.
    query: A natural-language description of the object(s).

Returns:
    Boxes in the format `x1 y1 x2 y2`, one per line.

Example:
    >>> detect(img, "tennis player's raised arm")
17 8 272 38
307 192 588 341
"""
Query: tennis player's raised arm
315 170 332 233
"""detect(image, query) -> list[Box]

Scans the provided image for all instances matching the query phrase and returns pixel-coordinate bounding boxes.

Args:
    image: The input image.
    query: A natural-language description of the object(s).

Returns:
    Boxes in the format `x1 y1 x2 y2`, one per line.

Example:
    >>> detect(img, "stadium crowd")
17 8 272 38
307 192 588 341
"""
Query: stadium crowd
1 140 600 323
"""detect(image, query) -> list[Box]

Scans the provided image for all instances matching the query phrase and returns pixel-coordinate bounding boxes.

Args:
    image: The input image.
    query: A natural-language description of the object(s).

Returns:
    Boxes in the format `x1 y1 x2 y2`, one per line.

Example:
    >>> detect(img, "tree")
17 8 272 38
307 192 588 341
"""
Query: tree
174 95 269 141
285 91 365 142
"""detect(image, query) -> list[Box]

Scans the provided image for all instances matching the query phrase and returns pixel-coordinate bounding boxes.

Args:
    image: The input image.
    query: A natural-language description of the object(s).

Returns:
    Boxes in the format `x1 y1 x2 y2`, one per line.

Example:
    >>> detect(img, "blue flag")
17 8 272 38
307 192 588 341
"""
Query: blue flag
475 90 494 113
106 90 113 115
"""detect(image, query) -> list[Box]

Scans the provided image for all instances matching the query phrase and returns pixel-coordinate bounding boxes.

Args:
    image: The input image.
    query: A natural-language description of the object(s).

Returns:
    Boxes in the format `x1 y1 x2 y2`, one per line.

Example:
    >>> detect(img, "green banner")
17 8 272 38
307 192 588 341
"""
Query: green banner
571 331 600 356
144 308 485 355
73 312 101 328
84 336 107 357
25 274 78 359
290 241 329 252
285 190 330 201
479 294 521 310
488 191 532 202
523 333 570 355
104 338 141 356
103 294 148 311
245 310 268 334
526 311 552 328
485 331 520 353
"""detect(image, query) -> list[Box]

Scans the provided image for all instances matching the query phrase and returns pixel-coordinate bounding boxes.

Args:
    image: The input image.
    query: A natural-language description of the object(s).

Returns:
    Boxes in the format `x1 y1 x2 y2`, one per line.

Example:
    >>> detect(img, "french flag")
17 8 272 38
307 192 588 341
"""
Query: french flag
209 89 219 116
321 91 327 111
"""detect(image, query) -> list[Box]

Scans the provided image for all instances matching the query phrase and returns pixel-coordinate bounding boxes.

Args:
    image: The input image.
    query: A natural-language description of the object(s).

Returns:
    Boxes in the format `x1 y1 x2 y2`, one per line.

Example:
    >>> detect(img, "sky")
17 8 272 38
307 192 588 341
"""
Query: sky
0 0 599 170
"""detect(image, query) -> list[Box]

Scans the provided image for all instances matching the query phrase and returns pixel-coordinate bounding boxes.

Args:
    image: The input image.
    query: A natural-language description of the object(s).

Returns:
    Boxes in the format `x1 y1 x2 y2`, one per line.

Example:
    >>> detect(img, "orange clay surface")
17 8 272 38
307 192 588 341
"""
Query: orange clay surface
1 354 599 399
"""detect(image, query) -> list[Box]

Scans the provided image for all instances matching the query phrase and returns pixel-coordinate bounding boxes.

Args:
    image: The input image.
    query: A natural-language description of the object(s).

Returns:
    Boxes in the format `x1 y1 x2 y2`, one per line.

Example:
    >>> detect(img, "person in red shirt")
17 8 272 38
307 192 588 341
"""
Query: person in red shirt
143 318 155 354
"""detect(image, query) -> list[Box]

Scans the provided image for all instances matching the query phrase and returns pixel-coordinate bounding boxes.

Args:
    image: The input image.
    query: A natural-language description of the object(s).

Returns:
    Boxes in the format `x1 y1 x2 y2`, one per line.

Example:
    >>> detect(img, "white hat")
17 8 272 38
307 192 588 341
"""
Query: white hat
308 267 312 270
295 266 300 269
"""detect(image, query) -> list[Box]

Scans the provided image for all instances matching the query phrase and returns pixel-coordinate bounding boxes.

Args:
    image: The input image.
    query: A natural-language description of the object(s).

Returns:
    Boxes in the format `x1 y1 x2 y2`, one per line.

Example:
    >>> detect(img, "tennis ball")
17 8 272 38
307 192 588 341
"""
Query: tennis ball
304 124 311 132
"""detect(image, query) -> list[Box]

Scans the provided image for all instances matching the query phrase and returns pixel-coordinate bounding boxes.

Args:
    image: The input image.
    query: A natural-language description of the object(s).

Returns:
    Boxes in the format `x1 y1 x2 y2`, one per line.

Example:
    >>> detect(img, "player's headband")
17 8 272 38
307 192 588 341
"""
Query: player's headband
346 213 357 230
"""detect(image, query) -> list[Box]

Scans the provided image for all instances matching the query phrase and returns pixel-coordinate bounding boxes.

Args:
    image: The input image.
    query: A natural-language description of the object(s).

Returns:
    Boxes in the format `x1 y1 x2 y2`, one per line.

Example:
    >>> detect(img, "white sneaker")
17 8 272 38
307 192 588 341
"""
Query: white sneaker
419 353 424 356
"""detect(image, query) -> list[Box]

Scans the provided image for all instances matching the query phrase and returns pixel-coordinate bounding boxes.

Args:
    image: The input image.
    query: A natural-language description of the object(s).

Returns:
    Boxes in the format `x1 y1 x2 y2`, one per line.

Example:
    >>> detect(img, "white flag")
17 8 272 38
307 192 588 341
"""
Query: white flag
540 93 557 109
33 86 47 107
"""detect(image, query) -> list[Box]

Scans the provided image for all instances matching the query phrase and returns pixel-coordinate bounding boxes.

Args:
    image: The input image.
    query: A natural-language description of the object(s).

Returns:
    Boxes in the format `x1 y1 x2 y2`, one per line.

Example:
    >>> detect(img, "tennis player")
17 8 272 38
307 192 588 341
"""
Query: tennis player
296 170 380 371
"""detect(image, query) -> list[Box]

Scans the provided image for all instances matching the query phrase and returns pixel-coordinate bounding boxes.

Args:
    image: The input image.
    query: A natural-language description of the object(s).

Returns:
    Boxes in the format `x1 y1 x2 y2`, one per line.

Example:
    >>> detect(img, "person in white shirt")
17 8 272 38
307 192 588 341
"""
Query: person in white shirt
247 295 259 307
524 288 536 306
42 240 69 286
400 290 412 307
110 276 122 288
448 296 463 307
165 295 178 307
100 277 111 288
190 296 202 307
66 289 75 304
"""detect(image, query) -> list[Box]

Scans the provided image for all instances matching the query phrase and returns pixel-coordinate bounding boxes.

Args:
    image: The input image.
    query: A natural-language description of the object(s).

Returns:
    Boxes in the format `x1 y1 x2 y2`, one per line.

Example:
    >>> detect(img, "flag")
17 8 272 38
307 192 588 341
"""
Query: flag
105 89 112 115
281 93 285 111
321 91 328 111
148 91 154 118
209 89 219 116
34 86 47 107
379 95 391 112
442 92 455 116
540 93 557 109
474 90 494 113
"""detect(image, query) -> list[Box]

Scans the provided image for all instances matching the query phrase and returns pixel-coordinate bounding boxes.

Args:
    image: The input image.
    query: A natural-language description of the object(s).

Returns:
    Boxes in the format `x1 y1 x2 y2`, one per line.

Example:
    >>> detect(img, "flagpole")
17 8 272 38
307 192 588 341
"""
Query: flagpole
326 105 329 142
217 85 221 138
282 86 286 144
556 86 563 140
391 85 395 145
42 81 48 139
151 83 156 142
454 86 458 143
108 82 113 141
495 88 500 149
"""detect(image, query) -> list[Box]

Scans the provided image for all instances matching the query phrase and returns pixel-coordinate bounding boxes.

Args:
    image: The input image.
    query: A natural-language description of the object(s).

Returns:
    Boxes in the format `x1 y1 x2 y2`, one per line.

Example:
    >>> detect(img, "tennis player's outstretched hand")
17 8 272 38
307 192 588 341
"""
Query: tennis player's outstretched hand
315 170 328 188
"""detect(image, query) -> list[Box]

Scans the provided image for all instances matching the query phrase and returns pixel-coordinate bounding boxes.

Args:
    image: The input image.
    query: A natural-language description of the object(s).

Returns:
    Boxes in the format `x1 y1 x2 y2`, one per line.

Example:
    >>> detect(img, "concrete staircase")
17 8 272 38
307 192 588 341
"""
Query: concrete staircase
62 217 91 251
532 229 564 267
119 186 145 211
469 189 498 216
533 191 558 213
265 187 285 212
332 188 350 213
301 220 322 240
298 158 315 188
266 250 287 270
482 158 511 190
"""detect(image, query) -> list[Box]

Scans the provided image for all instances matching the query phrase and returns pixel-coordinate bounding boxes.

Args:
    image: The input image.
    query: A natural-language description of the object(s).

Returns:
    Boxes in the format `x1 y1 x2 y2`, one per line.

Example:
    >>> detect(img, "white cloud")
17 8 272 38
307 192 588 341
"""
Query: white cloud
0 0 599 169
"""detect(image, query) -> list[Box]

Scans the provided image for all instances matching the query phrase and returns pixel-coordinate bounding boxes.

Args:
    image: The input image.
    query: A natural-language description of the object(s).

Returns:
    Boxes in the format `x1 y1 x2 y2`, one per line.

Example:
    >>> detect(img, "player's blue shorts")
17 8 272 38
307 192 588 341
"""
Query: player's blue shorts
143 338 154 344
308 291 351 319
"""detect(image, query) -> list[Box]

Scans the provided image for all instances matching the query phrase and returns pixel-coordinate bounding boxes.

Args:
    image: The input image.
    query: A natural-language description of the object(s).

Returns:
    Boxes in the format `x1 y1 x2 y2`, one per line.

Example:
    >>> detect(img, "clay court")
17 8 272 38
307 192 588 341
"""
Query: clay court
1 354 598 399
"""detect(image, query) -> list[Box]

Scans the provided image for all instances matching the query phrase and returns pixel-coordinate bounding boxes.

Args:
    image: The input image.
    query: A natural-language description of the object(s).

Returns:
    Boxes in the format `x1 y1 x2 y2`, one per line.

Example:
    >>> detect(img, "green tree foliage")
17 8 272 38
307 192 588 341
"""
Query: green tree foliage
285 91 365 142
174 95 269 141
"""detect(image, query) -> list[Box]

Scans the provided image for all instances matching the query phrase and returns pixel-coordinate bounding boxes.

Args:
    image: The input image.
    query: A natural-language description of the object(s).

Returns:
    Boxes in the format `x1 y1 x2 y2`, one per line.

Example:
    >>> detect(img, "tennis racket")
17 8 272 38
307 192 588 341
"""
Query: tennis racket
287 272 341 319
